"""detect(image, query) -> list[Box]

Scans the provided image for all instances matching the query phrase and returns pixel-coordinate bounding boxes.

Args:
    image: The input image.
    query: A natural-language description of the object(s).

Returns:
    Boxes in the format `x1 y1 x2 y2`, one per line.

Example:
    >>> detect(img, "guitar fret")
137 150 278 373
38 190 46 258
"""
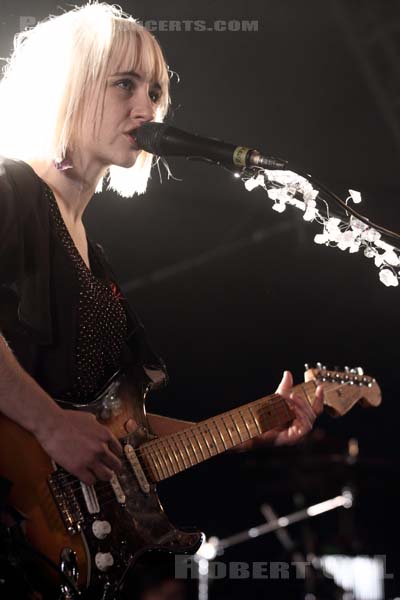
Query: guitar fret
156 440 171 478
144 448 161 480
141 444 161 480
202 426 219 455
176 435 191 468
181 431 197 466
230 413 245 442
221 416 235 447
189 434 202 463
214 419 228 450
171 437 186 470
249 406 262 434
244 407 259 436
193 433 207 460
223 416 241 445
159 440 175 478
208 423 223 452
167 439 182 473
179 433 194 466
238 410 251 440
199 428 213 457
151 443 169 480
169 438 184 473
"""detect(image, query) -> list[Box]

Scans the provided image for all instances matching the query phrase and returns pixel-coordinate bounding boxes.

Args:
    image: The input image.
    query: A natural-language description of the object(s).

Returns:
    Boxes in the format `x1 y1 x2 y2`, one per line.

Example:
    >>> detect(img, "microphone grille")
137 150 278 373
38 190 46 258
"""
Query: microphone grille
136 122 168 154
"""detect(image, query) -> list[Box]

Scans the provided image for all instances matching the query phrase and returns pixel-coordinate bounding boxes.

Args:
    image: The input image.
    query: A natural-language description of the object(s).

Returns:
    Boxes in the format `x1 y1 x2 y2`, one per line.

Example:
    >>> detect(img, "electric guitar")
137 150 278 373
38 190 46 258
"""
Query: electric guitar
0 365 381 599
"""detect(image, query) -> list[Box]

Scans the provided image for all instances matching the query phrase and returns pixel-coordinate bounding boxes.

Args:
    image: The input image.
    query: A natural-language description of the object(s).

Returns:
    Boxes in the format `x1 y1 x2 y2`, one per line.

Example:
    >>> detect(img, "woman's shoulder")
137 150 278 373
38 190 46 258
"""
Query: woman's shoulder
0 156 43 196
0 156 46 219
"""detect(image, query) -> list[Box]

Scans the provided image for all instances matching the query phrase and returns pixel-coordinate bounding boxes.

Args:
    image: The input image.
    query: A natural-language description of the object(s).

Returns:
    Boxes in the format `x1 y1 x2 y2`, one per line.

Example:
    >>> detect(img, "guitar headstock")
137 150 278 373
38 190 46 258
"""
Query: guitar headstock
304 364 382 416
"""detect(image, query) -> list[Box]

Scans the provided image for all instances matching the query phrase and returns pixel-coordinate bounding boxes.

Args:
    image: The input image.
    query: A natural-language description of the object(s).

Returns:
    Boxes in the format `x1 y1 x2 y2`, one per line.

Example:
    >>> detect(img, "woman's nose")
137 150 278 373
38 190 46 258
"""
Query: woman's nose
130 86 156 122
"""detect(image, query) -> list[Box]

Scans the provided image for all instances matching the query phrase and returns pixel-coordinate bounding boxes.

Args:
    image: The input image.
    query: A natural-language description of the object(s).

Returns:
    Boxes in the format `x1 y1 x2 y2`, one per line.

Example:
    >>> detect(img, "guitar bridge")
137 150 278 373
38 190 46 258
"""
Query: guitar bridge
48 470 83 534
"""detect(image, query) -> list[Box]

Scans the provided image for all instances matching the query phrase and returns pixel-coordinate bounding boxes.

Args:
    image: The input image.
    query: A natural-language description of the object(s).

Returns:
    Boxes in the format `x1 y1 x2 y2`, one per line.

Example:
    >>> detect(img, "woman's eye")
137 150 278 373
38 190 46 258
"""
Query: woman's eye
149 89 161 103
115 79 161 102
116 79 134 91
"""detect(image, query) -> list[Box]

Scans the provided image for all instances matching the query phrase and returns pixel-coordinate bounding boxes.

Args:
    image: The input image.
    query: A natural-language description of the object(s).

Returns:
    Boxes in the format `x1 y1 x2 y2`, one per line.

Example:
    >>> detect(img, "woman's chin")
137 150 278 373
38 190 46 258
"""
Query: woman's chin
114 152 140 169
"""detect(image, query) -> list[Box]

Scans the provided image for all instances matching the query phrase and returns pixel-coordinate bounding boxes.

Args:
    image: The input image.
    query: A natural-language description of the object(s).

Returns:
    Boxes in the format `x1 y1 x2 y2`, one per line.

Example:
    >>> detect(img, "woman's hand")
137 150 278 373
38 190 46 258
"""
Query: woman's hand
239 371 324 450
36 410 123 485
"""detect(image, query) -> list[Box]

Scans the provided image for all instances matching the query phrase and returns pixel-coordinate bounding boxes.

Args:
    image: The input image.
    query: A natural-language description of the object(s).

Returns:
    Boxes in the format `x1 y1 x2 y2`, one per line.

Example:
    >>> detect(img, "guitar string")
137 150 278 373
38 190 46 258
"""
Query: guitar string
53 402 292 495
48 380 367 518
53 400 297 495
55 393 289 478
52 391 310 491
55 394 291 480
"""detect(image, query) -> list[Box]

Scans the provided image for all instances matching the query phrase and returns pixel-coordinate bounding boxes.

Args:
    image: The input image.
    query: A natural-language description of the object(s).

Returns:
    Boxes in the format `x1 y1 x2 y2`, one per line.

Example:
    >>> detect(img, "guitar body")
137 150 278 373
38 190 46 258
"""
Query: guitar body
0 366 202 599
0 363 381 598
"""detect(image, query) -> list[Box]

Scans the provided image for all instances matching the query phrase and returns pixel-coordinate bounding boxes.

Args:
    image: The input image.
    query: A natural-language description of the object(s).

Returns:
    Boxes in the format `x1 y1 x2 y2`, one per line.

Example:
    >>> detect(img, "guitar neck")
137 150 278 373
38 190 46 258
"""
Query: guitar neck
140 380 318 482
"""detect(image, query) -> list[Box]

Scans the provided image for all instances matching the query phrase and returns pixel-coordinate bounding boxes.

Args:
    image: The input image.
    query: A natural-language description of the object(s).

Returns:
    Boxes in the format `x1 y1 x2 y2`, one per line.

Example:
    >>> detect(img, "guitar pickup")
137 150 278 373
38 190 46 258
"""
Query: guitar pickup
48 471 83 535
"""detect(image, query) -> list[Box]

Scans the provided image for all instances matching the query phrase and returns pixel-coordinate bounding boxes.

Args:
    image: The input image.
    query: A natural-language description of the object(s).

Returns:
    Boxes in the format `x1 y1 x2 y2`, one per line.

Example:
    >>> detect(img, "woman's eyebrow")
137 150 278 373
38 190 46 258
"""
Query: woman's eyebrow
111 70 140 78
110 70 161 89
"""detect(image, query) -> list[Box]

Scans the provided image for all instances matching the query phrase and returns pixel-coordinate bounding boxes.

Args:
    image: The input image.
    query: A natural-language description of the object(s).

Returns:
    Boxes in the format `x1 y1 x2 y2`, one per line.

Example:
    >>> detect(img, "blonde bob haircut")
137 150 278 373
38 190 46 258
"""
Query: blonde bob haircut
0 2 170 197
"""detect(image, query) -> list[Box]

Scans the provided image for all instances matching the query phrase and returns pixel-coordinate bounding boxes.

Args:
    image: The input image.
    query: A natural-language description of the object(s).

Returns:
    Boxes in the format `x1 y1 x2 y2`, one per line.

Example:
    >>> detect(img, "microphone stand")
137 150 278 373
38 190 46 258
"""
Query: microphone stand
195 489 353 600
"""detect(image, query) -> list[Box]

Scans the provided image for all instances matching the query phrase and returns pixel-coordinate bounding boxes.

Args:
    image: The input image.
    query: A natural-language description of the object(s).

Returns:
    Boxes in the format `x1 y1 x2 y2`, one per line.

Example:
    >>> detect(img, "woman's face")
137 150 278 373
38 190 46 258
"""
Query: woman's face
79 65 163 169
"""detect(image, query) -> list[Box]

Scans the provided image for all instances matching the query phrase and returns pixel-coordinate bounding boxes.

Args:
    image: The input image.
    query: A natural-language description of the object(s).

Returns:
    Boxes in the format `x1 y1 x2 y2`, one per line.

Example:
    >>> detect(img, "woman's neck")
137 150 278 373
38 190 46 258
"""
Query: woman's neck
27 155 108 224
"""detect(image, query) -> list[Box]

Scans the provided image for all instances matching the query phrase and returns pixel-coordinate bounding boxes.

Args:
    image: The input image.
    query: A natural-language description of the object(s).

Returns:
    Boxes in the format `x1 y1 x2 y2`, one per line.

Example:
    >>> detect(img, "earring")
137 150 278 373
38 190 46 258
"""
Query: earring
54 155 73 171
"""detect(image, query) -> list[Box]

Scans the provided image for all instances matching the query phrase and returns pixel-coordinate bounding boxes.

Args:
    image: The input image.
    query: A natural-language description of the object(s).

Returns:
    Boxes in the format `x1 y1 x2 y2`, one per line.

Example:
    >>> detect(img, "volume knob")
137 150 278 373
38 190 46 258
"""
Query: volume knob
95 552 114 572
92 520 112 539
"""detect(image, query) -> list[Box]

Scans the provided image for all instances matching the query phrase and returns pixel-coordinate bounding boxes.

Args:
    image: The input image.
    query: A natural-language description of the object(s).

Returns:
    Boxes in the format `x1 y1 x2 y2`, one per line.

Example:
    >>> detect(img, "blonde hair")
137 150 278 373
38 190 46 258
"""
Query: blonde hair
0 2 171 197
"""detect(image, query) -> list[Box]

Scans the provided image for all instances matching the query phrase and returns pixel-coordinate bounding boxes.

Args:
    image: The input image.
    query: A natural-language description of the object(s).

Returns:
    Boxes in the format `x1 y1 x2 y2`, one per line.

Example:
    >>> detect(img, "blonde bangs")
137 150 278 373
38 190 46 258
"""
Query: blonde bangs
106 22 170 117
0 3 172 198
101 19 171 198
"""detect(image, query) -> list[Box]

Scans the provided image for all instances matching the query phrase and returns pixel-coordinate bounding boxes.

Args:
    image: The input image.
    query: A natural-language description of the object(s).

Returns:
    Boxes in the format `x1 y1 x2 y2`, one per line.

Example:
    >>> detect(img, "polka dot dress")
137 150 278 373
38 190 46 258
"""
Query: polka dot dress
46 186 127 402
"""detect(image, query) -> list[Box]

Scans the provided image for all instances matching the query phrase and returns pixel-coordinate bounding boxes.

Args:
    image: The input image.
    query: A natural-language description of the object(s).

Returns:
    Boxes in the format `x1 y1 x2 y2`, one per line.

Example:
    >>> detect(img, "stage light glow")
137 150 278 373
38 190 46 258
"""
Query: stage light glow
195 538 218 560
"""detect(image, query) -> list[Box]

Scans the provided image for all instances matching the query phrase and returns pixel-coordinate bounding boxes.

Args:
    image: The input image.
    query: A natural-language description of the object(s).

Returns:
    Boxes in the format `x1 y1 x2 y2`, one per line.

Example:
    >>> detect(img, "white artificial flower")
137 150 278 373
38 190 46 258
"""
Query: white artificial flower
382 249 400 267
379 269 399 287
242 167 400 288
350 217 368 232
244 174 264 191
349 189 362 204
314 233 328 244
364 247 375 258
272 202 286 213
362 228 381 243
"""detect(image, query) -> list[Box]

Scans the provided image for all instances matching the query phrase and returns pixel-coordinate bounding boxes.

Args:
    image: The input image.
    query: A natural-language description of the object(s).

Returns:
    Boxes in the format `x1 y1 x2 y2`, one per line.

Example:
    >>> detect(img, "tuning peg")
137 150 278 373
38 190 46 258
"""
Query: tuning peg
304 363 309 370
316 362 322 369
344 366 350 372
356 367 364 376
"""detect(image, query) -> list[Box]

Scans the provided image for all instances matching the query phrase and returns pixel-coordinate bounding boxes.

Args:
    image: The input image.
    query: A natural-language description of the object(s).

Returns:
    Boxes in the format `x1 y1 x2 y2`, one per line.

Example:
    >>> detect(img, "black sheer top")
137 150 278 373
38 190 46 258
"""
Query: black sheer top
45 186 128 402
0 157 166 403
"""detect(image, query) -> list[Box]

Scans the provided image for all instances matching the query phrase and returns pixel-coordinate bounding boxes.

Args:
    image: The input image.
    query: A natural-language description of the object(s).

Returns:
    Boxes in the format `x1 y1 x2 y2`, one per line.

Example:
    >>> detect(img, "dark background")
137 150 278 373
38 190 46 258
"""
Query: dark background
1 1 399 598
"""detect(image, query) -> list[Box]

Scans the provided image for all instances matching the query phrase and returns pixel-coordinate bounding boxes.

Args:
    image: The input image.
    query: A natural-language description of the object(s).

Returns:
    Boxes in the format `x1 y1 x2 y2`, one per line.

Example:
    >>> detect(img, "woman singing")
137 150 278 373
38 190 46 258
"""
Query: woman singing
0 3 322 598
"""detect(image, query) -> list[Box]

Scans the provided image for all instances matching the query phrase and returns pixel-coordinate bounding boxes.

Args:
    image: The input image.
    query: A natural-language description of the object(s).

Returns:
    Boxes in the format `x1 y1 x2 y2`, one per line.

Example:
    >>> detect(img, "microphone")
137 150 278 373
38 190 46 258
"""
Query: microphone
135 122 287 170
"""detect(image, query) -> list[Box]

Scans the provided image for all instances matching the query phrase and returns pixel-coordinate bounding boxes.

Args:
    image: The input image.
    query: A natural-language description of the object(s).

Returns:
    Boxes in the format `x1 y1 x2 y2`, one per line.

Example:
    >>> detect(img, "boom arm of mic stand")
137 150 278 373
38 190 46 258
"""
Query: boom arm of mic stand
215 490 353 552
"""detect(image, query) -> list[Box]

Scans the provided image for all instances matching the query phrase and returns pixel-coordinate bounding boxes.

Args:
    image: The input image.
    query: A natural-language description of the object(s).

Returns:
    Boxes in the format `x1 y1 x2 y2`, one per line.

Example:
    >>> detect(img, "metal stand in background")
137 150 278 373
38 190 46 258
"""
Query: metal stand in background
195 489 353 600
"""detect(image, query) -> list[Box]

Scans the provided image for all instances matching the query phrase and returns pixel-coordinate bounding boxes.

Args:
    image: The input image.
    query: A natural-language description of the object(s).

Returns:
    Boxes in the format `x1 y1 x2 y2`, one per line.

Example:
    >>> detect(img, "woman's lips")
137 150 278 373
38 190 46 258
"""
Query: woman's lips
125 132 139 149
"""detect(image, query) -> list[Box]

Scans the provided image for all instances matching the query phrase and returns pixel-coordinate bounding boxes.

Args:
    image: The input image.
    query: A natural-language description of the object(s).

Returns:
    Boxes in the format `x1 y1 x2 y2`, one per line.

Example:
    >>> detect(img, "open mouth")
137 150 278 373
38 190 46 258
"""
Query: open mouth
125 129 139 147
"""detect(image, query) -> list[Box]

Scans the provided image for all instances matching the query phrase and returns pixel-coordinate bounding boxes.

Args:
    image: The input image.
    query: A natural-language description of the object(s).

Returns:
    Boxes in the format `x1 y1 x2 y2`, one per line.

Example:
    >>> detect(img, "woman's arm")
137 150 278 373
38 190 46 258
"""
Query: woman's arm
146 413 195 436
0 335 123 484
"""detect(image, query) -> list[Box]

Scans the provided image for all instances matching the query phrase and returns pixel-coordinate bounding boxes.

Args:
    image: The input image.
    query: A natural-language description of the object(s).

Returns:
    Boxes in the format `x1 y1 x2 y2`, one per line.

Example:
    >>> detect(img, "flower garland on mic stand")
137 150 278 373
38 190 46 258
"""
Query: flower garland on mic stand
241 167 400 287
